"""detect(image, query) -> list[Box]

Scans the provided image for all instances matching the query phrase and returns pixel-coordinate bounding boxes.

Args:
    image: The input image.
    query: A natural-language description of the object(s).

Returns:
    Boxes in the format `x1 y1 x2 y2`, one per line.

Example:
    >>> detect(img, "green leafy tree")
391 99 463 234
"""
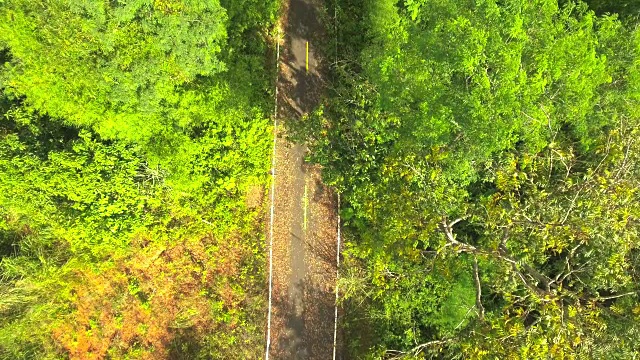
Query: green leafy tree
299 0 640 357
0 0 227 142
0 0 279 358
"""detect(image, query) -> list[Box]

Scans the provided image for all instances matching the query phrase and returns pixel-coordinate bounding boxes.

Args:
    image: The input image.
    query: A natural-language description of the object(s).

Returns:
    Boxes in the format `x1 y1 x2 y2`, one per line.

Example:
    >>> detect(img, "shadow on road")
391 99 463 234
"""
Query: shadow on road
278 0 325 119
270 0 341 359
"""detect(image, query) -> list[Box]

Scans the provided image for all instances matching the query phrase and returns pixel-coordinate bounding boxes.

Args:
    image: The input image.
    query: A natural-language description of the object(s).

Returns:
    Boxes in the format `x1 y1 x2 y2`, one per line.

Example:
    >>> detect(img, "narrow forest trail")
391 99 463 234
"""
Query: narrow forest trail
266 0 341 359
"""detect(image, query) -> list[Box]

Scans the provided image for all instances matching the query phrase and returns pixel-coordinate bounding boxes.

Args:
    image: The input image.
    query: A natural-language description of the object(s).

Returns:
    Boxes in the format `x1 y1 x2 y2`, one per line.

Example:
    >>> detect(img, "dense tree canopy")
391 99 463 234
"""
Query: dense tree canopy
296 0 640 358
0 0 277 358
3 0 640 358
0 0 229 142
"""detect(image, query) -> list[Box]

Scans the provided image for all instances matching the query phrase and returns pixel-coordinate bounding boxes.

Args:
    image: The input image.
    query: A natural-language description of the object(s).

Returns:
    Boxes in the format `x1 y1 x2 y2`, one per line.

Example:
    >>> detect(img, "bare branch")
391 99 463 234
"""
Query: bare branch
454 305 477 331
597 291 638 302
449 217 465 227
441 218 552 298
473 257 485 321
385 339 453 359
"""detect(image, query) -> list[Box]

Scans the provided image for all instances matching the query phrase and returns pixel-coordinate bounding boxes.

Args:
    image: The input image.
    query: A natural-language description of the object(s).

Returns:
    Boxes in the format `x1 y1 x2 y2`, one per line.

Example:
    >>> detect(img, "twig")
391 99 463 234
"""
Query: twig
385 339 453 359
597 291 637 302
473 257 485 321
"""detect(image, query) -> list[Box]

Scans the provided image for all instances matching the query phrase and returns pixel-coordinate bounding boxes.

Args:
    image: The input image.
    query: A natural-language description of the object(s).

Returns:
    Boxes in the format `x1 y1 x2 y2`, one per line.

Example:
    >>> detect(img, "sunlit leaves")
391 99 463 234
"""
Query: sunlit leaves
306 0 640 358
0 0 227 142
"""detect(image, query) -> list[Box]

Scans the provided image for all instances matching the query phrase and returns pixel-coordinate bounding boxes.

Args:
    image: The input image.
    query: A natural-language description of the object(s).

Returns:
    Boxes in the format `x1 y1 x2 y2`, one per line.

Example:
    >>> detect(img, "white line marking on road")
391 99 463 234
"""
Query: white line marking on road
333 193 342 360
265 27 280 360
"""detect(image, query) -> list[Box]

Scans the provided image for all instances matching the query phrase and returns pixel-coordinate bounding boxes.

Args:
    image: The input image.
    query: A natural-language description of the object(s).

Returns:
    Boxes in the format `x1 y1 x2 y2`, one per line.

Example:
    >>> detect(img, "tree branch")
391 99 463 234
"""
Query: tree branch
473 256 485 321
597 291 637 302
385 339 453 359
441 219 552 298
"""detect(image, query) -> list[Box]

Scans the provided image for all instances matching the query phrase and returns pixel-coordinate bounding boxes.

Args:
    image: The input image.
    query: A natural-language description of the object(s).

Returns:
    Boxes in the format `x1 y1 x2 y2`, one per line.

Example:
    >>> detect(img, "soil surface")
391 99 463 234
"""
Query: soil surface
268 0 341 359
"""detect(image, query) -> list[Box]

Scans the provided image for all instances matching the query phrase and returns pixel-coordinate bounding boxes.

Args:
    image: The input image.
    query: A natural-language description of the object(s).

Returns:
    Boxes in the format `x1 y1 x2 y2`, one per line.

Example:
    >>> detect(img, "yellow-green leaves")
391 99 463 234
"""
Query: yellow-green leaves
0 0 227 143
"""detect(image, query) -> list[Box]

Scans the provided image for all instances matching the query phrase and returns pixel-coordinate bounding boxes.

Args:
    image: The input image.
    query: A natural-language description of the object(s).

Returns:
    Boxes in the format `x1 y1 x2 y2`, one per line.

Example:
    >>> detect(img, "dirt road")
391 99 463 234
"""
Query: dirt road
267 0 340 359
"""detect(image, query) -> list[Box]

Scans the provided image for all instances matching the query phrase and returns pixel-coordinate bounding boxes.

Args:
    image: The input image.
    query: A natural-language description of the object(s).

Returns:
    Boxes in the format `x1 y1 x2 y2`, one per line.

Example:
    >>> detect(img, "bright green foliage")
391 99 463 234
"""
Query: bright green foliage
0 108 148 255
0 0 227 142
0 91 270 360
313 0 616 190
298 0 640 358
0 0 278 358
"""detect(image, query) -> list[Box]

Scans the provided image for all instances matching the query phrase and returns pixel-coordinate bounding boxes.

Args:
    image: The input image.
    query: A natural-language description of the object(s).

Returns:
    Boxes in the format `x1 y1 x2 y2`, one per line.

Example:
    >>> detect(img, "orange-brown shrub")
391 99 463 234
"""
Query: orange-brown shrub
53 233 250 360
